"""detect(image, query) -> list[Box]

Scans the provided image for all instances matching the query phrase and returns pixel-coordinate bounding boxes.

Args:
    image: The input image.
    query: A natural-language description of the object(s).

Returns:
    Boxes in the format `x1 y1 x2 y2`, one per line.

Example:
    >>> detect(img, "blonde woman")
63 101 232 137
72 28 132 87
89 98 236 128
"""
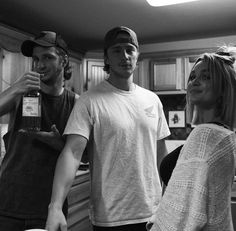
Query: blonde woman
148 52 236 231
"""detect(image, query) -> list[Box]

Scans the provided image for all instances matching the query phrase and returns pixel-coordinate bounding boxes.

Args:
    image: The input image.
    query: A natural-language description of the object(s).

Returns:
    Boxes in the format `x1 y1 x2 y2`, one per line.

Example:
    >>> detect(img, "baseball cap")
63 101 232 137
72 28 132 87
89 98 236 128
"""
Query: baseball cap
104 26 139 51
21 31 68 57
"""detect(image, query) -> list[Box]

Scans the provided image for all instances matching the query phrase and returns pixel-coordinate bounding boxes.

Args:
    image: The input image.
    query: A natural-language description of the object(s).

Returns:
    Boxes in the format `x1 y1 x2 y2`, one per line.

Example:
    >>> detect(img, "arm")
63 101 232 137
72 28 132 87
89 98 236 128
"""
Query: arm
149 132 209 231
19 124 65 151
0 71 40 117
156 139 168 172
46 134 87 231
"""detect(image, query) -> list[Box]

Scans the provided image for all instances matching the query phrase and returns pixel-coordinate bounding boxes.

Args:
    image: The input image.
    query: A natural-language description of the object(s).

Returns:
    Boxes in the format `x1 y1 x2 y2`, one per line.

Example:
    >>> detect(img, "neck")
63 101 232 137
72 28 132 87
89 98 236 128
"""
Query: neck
107 74 134 91
41 80 64 96
196 107 222 124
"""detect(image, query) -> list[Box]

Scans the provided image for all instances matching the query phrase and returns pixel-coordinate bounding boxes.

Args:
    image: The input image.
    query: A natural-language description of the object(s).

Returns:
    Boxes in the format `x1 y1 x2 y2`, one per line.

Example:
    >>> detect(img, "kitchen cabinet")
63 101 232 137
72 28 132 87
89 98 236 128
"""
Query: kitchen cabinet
150 58 184 92
64 57 84 95
67 170 92 231
86 59 108 90
141 48 214 94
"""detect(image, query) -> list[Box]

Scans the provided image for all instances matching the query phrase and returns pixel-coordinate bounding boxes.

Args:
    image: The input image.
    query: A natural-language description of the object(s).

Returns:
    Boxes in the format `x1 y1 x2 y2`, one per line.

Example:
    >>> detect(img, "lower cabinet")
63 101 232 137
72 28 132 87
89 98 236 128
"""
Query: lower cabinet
67 170 92 231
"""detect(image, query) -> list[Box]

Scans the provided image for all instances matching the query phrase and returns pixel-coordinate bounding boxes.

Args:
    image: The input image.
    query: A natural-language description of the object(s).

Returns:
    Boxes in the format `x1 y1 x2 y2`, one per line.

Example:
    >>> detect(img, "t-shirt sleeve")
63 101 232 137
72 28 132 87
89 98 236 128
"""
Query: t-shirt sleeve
63 96 93 140
156 97 170 140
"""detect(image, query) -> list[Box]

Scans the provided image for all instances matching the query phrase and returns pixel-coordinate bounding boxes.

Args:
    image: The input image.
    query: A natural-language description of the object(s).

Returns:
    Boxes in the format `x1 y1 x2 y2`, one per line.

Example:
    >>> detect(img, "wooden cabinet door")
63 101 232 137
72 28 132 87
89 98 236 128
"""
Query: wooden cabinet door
150 58 183 91
87 60 108 90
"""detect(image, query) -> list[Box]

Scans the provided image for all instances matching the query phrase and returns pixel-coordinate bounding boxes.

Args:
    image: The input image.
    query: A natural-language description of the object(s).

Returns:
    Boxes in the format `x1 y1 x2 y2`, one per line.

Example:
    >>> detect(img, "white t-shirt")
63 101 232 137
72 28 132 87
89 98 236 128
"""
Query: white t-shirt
64 80 170 226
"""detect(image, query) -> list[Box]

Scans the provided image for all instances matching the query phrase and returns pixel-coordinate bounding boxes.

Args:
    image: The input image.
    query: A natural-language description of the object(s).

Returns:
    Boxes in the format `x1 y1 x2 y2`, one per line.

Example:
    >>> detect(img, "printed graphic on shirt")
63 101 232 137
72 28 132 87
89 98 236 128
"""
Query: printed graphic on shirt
144 106 156 118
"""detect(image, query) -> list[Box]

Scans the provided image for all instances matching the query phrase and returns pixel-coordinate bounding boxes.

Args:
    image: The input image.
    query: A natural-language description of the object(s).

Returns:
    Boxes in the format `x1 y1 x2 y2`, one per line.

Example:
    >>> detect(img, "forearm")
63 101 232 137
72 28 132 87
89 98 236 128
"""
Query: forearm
49 135 87 209
49 148 79 208
0 86 21 116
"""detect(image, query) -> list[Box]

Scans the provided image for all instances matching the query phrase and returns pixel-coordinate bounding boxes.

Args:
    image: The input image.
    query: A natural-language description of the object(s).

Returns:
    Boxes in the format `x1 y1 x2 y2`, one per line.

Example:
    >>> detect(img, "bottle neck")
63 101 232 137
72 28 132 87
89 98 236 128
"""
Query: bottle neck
25 90 40 96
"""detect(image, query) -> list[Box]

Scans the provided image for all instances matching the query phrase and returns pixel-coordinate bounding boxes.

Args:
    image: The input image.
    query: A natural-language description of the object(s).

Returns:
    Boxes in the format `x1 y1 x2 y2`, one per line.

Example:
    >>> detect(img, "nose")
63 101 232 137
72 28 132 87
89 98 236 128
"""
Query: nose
189 74 202 86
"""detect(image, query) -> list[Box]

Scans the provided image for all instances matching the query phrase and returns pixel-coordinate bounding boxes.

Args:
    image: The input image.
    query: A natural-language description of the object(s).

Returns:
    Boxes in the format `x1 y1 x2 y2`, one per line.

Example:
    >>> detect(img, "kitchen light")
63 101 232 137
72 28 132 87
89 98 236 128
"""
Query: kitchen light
146 0 199 7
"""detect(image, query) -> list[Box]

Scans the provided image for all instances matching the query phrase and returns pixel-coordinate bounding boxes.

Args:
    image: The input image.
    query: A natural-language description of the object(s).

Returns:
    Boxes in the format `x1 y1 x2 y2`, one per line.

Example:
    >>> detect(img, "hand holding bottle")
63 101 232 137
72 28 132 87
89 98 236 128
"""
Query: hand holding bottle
12 71 41 95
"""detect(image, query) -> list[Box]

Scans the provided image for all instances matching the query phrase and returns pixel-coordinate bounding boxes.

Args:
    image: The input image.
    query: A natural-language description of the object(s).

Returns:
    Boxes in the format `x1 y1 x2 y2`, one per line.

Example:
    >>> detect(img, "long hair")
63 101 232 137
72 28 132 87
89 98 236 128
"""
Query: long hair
186 52 236 130
56 47 72 80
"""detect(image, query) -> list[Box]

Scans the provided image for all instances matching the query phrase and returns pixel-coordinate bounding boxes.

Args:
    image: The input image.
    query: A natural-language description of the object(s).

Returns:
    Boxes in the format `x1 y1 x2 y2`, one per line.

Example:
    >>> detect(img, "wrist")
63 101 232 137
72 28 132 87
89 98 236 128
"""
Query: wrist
48 202 63 211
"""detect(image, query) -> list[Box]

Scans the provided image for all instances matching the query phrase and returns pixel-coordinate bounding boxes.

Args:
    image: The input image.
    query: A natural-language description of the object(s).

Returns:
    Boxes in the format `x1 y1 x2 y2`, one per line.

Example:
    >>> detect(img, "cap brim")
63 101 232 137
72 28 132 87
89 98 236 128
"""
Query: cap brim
21 40 54 57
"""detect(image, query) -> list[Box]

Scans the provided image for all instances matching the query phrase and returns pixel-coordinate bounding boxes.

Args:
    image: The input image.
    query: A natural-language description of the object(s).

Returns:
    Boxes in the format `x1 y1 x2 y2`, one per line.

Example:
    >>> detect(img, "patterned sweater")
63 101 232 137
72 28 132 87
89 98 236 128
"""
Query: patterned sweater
148 123 236 231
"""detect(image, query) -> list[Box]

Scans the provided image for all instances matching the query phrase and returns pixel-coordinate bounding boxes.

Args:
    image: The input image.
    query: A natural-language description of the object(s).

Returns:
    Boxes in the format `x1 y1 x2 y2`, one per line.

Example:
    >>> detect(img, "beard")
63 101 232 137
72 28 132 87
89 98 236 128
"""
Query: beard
41 69 63 86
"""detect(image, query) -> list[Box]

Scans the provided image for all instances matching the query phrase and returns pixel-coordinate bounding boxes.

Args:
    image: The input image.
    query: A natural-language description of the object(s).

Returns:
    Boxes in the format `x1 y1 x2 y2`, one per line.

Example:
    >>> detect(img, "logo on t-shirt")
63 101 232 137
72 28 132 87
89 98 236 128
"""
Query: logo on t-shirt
144 106 156 118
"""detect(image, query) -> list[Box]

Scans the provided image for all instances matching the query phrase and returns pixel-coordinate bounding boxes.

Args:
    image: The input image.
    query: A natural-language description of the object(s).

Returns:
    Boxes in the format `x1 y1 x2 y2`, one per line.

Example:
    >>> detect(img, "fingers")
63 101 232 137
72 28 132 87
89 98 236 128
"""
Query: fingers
51 124 59 133
23 72 41 88
14 71 41 94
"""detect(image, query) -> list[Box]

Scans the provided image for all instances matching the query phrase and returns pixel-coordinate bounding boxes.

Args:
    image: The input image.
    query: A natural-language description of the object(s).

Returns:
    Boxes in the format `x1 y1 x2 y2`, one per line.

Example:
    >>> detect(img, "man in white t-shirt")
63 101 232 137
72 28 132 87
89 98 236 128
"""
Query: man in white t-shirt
46 26 170 231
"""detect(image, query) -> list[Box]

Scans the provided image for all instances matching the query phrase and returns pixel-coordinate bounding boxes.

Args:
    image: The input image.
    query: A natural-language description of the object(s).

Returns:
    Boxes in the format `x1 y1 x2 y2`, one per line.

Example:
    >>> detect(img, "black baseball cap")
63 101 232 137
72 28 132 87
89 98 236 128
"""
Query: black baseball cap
104 26 139 51
21 31 68 57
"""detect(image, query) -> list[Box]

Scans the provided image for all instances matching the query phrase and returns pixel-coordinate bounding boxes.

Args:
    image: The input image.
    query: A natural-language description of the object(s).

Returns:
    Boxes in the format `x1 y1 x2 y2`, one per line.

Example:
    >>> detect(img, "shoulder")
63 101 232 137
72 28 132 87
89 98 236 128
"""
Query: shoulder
181 124 235 161
136 85 162 104
191 123 234 142
136 85 158 96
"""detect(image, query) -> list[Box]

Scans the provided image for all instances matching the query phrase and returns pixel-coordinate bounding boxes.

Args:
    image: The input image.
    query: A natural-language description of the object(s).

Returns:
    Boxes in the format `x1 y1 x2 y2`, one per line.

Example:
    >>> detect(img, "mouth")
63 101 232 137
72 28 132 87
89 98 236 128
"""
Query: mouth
39 73 48 78
188 88 201 94
120 63 132 69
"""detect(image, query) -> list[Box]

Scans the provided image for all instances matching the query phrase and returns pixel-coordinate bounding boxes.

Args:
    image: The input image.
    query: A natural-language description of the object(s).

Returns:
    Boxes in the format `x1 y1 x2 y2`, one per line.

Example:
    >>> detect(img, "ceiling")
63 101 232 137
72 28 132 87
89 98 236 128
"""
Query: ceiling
1 0 236 54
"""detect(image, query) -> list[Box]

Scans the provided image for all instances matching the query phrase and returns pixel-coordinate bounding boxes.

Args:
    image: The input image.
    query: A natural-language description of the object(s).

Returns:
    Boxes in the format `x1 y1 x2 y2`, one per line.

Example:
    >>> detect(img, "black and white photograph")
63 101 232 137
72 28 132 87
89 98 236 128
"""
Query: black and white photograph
168 110 185 128
0 0 236 230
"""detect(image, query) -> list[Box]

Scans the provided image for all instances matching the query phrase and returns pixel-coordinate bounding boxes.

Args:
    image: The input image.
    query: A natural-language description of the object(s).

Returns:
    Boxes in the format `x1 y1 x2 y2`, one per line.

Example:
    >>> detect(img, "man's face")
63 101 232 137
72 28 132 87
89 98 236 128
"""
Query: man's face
32 46 64 85
106 33 139 78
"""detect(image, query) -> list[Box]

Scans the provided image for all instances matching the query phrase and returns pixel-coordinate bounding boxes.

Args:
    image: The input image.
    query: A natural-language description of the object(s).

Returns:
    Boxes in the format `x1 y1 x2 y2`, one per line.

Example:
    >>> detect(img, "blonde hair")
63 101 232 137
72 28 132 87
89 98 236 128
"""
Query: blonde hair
186 52 236 130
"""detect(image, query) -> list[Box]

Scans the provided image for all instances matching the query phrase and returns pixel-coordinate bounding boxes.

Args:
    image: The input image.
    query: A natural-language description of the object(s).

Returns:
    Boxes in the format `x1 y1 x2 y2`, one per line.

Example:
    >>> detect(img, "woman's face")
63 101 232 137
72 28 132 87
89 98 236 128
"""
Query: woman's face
187 60 217 109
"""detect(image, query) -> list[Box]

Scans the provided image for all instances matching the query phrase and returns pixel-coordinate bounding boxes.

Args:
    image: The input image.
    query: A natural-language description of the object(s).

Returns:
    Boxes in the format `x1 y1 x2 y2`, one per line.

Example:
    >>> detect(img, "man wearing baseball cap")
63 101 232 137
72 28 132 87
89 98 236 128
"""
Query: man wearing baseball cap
0 31 78 230
46 26 170 231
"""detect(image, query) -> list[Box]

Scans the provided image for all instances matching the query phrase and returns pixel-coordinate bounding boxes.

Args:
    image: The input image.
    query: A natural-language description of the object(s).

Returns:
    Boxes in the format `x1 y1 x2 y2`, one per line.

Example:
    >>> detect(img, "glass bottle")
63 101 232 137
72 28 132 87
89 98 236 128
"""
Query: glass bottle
22 61 41 131
22 89 41 131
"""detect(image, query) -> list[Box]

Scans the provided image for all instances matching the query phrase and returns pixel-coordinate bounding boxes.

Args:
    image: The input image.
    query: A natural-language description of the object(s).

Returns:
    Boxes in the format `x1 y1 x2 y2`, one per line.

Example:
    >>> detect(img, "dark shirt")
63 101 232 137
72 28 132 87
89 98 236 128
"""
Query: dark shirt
0 89 75 219
160 145 183 186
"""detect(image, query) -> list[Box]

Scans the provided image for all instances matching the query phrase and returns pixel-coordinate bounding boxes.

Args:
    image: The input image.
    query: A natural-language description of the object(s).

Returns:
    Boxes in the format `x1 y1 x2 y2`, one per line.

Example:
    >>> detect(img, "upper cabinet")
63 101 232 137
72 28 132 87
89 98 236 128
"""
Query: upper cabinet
86 59 108 90
139 48 215 94
150 57 184 92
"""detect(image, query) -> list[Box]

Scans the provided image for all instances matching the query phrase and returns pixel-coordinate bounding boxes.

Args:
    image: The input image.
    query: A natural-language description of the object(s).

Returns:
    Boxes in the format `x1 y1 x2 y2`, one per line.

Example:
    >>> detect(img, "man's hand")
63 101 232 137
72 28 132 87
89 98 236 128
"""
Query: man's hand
19 124 65 151
0 71 41 116
46 203 67 231
13 71 41 95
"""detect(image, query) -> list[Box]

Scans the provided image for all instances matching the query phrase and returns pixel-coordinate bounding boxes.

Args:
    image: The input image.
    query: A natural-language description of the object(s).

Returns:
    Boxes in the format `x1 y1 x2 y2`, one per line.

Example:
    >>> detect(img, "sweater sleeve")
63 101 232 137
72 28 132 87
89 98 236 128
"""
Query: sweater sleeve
148 130 209 230
149 159 208 230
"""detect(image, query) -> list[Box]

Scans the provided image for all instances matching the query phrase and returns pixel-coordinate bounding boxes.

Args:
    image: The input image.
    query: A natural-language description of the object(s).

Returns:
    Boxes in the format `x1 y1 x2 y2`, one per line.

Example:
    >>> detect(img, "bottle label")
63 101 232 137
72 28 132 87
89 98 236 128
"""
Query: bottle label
22 97 40 117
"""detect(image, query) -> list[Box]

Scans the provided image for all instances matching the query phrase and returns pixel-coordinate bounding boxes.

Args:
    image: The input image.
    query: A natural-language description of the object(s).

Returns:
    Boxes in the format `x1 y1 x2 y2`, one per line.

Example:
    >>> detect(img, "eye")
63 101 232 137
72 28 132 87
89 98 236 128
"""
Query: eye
126 47 136 54
188 73 196 81
44 55 53 60
201 73 211 81
111 47 121 53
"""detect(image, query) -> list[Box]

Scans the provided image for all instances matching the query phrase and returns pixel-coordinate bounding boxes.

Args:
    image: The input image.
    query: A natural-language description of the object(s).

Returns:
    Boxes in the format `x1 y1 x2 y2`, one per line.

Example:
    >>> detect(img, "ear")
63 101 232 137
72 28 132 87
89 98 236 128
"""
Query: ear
104 55 109 65
136 51 140 60
62 55 69 67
